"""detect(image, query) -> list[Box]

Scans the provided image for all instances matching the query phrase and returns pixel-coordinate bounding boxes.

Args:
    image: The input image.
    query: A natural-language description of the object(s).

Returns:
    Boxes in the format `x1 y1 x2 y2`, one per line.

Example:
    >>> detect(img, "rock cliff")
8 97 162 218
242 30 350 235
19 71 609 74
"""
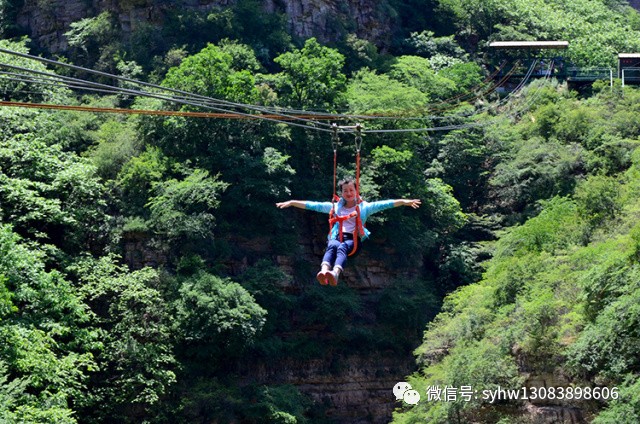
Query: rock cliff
123 211 423 423
238 354 416 424
16 0 395 53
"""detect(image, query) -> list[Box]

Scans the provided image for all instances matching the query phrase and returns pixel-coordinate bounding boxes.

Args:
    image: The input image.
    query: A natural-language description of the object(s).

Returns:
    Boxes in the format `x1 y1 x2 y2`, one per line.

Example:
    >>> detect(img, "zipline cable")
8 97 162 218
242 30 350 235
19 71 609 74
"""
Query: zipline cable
0 60 340 132
0 60 510 124
0 60 548 133
0 47 348 128
0 54 549 134
0 48 524 125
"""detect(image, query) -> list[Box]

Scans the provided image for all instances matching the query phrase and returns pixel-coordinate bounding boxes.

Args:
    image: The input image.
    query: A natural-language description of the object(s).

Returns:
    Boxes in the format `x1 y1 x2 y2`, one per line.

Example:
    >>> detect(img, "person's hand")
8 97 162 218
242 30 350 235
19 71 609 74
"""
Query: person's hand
405 199 421 209
276 201 292 209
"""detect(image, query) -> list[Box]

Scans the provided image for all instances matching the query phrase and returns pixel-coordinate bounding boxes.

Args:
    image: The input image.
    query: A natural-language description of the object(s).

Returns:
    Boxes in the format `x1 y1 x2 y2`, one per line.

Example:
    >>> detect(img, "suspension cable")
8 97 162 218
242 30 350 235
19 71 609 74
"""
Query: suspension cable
0 51 552 134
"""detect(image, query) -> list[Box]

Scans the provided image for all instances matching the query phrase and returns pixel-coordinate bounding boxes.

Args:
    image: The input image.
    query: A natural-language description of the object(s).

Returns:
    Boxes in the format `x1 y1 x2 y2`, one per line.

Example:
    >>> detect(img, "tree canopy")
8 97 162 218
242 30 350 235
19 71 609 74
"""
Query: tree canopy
1 1 640 421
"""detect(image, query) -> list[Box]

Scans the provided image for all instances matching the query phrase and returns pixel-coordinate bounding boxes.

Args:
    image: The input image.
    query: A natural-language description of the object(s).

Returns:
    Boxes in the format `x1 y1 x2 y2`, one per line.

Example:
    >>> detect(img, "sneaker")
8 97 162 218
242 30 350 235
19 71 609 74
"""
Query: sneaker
316 270 328 285
325 270 338 286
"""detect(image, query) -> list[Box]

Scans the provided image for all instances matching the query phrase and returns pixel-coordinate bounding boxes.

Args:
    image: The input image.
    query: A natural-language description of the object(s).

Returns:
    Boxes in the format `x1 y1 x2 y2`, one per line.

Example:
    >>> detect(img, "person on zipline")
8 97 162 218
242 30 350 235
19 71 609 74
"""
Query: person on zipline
276 177 421 286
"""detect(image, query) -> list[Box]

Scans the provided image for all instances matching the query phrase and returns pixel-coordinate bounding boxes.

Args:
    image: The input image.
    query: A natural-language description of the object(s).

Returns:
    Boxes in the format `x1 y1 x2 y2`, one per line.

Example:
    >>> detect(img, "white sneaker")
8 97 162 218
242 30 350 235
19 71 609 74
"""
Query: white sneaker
316 269 328 285
326 268 341 286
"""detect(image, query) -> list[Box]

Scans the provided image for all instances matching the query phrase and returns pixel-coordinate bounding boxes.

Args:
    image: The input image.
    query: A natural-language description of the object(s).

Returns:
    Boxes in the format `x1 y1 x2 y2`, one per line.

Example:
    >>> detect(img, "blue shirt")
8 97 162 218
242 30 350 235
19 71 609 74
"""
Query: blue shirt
305 198 396 240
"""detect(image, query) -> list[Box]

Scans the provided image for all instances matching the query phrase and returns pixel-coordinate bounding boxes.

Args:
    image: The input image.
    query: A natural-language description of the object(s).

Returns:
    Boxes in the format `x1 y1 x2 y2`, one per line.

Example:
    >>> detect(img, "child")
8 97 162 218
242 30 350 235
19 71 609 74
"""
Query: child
276 177 421 285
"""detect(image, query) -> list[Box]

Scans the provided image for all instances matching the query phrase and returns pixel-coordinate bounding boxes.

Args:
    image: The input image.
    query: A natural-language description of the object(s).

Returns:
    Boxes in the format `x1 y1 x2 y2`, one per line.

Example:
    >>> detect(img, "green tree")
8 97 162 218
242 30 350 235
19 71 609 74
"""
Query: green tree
163 43 259 102
89 118 142 180
71 255 176 423
489 137 583 216
388 55 452 100
0 131 107 251
0 0 23 37
238 261 297 358
146 168 229 242
439 62 484 94
347 68 429 114
405 30 467 59
273 38 347 110
339 34 383 74
173 272 266 364
116 146 171 217
142 42 296 241
592 376 640 423
573 174 622 236
432 127 497 211
64 12 122 71
569 283 640 380
0 226 99 423
160 0 291 67
0 39 70 103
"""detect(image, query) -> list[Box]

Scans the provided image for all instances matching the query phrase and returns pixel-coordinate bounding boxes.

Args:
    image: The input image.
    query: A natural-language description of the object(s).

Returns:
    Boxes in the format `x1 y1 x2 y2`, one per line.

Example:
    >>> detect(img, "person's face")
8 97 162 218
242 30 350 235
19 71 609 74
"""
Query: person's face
341 182 357 203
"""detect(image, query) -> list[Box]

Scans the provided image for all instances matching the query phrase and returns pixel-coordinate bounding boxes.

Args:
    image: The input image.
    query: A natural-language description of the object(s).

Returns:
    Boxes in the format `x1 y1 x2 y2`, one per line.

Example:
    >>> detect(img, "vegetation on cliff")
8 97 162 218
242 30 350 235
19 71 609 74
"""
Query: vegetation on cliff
0 0 640 422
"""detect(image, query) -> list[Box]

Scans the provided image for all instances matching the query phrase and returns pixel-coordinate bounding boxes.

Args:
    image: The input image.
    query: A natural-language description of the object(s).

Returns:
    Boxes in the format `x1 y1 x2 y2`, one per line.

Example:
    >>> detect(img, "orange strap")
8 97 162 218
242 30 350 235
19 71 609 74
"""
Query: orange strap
352 127 365 252
354 151 364 239
329 125 340 234
332 145 338 202
327 124 365 257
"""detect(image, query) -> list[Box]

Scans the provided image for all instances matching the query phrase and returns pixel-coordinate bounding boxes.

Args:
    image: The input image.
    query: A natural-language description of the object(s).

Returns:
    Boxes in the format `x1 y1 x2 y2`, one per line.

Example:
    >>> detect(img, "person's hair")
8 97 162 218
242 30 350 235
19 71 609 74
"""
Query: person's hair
338 177 357 191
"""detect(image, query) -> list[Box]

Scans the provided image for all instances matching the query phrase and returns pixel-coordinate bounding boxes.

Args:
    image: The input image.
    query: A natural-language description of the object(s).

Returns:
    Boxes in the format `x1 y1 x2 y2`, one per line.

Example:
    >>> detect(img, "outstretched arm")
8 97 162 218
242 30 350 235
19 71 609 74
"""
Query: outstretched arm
364 198 421 218
393 199 421 209
276 200 306 209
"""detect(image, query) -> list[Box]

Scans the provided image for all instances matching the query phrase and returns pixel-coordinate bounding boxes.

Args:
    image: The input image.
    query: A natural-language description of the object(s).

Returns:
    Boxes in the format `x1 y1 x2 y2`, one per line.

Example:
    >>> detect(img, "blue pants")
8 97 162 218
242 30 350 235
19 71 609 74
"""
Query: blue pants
321 238 354 270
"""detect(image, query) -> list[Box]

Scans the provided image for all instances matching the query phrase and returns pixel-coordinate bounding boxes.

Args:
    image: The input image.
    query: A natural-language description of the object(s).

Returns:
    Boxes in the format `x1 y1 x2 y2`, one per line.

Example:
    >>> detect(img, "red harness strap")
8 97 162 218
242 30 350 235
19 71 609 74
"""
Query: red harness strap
327 124 365 257
328 207 361 256
354 140 365 241
329 209 357 240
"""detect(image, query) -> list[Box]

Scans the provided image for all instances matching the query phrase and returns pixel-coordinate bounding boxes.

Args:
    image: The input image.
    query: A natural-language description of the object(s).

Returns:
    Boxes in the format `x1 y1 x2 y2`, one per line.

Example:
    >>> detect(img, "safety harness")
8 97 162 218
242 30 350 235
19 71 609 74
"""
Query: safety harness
328 124 365 256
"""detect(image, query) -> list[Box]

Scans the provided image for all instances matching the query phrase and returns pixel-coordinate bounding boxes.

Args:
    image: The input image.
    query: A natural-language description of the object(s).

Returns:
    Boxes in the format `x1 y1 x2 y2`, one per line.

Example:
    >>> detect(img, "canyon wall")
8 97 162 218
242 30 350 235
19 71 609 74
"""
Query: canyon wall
16 0 396 53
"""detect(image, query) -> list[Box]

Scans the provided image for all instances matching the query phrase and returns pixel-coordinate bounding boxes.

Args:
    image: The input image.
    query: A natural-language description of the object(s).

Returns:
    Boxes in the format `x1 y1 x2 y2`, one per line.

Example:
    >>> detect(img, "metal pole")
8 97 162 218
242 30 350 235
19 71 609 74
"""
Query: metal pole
610 68 613 93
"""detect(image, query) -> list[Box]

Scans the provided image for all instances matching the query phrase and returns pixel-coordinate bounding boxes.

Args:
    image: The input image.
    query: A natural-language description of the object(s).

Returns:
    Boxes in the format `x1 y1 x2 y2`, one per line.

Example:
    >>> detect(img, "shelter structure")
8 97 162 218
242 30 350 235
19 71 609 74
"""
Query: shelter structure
489 40 617 89
488 41 569 90
619 53 640 86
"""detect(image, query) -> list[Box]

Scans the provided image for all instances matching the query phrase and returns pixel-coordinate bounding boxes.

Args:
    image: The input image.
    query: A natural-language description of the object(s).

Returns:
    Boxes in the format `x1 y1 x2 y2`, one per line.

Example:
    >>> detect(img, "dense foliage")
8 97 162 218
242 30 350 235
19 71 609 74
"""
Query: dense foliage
393 84 640 423
1 0 640 422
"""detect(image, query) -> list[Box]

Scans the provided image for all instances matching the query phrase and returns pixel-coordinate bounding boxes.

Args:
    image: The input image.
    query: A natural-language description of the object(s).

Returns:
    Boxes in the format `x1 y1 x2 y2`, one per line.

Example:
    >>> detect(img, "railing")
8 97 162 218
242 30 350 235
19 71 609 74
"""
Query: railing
621 67 640 87
495 64 618 91
565 67 613 81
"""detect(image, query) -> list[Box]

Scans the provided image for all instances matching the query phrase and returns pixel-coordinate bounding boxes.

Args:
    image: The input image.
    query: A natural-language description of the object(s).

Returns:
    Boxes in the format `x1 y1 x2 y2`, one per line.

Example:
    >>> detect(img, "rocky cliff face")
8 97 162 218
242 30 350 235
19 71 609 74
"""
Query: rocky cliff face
238 354 415 424
228 223 423 422
516 372 593 423
16 0 395 53
123 212 423 423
